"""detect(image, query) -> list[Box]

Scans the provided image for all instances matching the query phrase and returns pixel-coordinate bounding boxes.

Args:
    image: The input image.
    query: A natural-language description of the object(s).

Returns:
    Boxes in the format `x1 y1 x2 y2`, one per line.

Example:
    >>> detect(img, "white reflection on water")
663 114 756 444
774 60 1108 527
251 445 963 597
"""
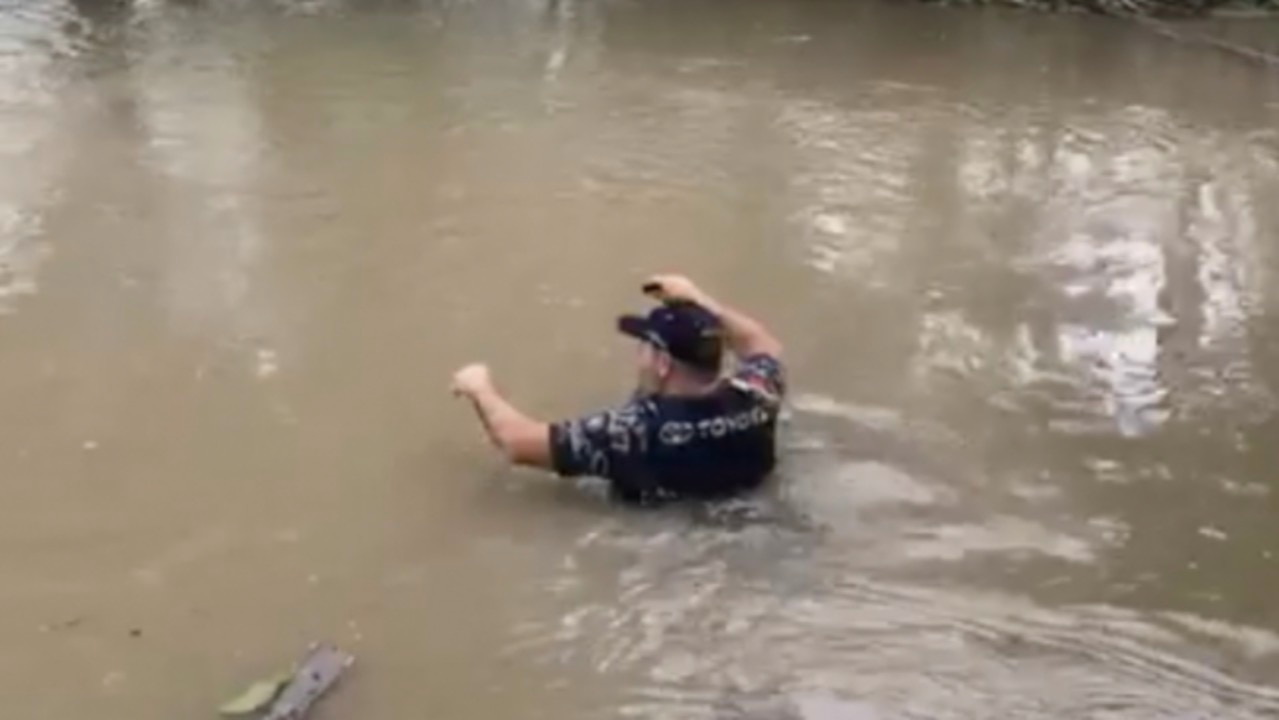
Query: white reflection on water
780 88 1274 438
0 2 74 315
0 205 48 313
128 22 278 361
975 112 1265 437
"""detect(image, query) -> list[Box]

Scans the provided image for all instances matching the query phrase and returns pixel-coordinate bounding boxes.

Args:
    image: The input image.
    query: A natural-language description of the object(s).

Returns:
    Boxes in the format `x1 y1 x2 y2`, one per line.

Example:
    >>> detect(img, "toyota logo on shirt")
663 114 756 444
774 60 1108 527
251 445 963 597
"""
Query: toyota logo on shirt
658 422 696 446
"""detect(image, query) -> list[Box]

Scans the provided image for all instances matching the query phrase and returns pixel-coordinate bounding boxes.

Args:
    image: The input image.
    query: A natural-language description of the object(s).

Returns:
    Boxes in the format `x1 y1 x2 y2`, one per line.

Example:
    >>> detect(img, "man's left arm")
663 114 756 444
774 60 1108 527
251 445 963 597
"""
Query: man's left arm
452 364 553 468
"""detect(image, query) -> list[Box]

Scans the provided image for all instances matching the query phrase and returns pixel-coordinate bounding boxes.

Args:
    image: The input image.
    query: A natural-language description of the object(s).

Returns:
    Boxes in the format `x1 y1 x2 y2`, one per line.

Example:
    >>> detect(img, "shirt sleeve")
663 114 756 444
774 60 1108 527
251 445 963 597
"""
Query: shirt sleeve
548 402 650 480
730 354 787 405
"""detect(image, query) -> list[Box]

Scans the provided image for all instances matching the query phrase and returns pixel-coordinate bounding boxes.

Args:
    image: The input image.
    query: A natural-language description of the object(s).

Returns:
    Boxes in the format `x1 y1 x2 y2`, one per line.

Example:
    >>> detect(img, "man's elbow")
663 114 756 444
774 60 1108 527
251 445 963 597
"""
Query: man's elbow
500 440 538 466
497 423 553 468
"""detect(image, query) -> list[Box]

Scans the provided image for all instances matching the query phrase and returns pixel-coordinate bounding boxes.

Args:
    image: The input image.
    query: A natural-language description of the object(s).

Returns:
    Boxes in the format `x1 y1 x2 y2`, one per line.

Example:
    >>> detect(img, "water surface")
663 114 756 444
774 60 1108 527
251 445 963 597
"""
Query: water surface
2 1 1279 718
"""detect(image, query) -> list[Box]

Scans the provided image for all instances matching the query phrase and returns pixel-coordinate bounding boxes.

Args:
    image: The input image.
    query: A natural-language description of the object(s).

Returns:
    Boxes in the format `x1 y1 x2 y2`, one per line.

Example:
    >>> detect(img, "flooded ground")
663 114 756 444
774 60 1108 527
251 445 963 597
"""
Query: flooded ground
2 0 1279 717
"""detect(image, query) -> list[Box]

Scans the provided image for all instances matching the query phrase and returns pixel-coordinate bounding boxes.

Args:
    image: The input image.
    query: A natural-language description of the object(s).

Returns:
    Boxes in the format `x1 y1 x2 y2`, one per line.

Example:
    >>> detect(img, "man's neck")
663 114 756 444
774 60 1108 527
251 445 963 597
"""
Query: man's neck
659 374 721 398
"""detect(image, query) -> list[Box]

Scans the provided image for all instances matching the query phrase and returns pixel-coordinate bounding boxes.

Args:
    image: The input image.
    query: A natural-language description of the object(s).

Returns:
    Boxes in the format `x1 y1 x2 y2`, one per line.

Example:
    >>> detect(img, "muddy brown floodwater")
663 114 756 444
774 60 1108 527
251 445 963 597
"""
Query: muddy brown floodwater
2 0 1279 718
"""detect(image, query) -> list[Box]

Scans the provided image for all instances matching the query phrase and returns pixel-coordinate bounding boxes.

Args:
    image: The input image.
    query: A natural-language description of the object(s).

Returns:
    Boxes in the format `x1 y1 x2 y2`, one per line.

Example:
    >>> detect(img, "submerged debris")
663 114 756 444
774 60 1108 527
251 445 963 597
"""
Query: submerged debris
219 644 354 720
220 674 291 717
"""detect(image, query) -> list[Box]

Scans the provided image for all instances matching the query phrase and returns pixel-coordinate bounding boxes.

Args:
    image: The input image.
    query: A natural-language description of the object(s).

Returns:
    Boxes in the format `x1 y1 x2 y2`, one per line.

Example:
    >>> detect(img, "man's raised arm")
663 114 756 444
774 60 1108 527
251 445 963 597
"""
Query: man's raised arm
642 274 783 360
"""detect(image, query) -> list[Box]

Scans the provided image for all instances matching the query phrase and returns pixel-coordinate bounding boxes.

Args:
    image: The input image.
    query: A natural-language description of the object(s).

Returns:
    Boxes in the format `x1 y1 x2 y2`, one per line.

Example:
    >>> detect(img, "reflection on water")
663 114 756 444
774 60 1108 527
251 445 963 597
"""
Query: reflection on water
0 205 48 313
0 0 70 314
1 1 1278 719
130 25 278 352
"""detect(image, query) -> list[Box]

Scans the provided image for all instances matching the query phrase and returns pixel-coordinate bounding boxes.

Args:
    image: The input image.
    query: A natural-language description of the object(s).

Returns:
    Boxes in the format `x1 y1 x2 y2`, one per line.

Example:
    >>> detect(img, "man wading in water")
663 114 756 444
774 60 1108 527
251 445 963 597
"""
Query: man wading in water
451 275 786 504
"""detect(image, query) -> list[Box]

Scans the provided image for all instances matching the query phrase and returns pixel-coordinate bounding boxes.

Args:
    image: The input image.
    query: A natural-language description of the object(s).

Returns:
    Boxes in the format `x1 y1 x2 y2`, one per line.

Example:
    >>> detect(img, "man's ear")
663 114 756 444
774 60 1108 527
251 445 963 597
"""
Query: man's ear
656 352 673 379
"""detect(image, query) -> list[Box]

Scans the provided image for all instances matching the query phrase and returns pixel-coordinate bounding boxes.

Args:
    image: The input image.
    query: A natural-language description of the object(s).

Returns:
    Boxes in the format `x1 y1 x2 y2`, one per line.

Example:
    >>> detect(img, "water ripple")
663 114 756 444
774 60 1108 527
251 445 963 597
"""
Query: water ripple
507 523 1279 719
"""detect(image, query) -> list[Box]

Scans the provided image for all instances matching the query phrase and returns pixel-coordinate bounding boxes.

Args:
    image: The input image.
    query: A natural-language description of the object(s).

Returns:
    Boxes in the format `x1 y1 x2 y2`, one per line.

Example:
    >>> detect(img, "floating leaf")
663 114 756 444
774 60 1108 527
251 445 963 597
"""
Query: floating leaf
219 672 291 716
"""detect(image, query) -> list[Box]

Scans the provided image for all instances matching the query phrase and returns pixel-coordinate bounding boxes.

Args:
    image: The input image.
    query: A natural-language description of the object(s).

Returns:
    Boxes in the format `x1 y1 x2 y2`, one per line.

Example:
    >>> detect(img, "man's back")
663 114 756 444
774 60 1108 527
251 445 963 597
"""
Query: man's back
550 354 785 504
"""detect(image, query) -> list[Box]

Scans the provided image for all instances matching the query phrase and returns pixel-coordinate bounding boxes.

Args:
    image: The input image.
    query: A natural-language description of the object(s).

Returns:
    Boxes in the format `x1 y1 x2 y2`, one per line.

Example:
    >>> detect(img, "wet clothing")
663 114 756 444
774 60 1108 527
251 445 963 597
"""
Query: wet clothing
549 354 785 504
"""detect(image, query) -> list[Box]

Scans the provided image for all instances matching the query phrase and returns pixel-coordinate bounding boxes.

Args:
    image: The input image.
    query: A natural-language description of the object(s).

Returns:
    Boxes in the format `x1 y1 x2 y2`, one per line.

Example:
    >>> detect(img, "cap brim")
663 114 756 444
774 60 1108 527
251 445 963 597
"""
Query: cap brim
617 315 650 341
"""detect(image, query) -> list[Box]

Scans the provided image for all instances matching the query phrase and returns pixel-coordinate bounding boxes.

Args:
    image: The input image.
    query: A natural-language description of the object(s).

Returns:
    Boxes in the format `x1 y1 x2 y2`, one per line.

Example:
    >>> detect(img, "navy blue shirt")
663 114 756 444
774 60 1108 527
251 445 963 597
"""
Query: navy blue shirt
549 355 786 504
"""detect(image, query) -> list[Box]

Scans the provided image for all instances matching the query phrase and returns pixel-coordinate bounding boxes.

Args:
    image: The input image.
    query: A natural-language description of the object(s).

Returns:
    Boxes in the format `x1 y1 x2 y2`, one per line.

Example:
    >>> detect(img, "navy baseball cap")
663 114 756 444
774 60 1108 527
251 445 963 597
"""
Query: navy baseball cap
617 300 724 374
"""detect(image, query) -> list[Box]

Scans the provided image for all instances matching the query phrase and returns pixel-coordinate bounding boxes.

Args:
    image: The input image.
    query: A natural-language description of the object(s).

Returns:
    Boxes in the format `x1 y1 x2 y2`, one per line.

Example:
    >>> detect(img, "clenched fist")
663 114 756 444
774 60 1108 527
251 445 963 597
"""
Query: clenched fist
451 363 492 399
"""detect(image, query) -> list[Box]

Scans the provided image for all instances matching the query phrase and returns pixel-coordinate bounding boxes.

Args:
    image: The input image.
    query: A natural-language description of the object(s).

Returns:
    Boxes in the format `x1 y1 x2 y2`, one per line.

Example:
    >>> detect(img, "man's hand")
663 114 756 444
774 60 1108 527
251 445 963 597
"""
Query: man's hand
451 363 493 399
642 274 716 310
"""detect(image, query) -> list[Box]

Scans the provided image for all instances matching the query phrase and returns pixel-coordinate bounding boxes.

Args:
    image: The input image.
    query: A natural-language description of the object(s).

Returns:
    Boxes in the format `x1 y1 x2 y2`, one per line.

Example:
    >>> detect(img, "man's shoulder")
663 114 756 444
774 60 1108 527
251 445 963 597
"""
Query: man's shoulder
728 353 785 406
614 396 661 425
735 352 785 379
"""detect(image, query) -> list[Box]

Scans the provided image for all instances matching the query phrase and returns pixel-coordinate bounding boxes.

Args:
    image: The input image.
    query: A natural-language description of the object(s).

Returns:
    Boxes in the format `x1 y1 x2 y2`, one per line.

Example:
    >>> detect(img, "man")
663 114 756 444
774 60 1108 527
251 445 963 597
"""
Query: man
451 274 785 504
